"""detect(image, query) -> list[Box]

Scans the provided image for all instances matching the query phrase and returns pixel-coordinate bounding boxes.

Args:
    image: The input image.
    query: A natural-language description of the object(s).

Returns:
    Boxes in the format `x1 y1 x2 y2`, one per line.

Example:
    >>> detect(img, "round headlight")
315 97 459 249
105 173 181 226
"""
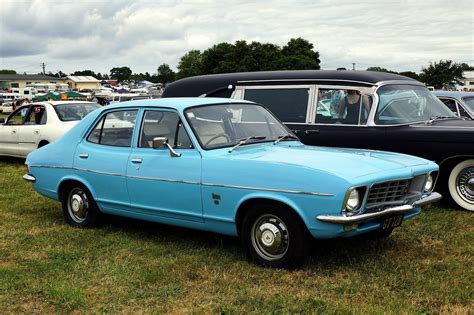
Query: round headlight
424 174 434 192
346 189 360 211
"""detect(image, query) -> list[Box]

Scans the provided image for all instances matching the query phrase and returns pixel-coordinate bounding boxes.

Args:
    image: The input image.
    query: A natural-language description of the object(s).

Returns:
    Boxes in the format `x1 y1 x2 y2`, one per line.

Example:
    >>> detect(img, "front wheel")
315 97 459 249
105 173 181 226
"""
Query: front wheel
241 204 310 269
448 159 474 211
62 184 101 227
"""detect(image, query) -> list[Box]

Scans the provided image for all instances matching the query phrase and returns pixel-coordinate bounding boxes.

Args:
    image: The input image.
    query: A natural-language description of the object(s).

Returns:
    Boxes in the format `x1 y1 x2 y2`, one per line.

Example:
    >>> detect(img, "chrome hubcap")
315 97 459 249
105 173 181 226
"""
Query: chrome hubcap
457 167 474 203
251 214 289 261
68 188 89 223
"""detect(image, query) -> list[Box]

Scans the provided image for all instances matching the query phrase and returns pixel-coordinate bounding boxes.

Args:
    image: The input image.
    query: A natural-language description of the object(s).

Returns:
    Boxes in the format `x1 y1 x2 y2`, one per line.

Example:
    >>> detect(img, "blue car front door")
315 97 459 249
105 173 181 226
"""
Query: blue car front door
126 109 203 221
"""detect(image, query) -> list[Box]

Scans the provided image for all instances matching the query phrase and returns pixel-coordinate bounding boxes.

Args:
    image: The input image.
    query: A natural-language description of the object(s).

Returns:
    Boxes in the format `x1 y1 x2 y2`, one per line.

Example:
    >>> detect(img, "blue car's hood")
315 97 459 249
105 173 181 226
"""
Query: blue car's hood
221 143 431 180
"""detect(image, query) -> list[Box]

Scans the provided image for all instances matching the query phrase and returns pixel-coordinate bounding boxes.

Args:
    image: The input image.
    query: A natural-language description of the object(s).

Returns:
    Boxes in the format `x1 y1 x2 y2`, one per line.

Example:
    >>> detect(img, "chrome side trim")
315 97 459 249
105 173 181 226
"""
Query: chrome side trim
202 182 334 196
28 165 334 196
316 192 441 224
23 173 36 182
237 78 377 86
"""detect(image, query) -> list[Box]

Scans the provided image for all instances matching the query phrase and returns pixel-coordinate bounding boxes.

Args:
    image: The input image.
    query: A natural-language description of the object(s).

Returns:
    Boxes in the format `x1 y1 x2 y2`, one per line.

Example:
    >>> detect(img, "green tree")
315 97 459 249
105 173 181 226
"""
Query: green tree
177 50 203 79
460 63 474 71
278 37 320 70
419 60 465 89
0 69 16 74
72 70 97 77
110 66 132 82
366 67 397 74
157 64 175 83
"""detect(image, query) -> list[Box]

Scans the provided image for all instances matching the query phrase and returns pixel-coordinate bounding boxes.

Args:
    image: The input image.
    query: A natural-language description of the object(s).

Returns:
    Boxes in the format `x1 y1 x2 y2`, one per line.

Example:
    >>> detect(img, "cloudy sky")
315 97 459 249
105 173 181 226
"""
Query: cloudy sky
0 0 472 75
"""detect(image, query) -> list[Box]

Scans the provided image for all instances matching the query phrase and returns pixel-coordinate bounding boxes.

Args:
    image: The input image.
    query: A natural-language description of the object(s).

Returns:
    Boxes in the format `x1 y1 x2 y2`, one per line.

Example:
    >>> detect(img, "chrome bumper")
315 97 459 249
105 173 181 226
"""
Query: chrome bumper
316 192 442 225
22 173 36 183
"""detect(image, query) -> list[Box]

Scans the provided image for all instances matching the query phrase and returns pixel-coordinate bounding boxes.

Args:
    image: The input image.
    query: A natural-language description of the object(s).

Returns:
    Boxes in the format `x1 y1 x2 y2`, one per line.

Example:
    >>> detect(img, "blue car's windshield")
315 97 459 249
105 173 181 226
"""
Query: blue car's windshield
185 103 293 150
375 85 456 125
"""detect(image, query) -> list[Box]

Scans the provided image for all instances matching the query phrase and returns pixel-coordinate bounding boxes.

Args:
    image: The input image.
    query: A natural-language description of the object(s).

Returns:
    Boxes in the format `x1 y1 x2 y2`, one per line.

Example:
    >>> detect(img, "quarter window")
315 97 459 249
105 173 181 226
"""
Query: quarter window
139 110 193 149
87 110 137 147
439 98 458 115
243 88 309 123
315 89 372 125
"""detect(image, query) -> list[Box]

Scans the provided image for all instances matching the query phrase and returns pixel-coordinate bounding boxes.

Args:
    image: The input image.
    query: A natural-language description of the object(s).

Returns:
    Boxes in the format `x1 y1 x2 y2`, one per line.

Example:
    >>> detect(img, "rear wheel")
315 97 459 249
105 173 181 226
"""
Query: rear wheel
448 159 474 211
62 184 101 227
241 203 310 269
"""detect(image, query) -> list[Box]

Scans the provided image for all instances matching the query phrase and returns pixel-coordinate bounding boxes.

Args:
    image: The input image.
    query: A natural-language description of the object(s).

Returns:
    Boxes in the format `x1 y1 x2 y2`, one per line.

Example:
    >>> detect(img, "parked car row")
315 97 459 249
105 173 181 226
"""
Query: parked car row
163 70 474 211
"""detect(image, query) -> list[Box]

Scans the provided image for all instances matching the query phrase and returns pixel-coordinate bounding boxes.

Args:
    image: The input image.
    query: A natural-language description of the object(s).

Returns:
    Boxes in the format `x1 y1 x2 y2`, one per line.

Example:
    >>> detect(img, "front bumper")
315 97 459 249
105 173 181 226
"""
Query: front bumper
23 173 36 183
316 192 442 224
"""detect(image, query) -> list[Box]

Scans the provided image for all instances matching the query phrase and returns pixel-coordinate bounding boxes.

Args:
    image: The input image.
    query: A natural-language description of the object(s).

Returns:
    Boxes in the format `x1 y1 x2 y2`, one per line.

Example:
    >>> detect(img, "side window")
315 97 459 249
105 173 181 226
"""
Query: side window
87 110 137 147
315 89 372 125
24 105 47 125
439 98 458 115
139 111 193 149
6 107 29 125
458 105 470 118
243 88 309 123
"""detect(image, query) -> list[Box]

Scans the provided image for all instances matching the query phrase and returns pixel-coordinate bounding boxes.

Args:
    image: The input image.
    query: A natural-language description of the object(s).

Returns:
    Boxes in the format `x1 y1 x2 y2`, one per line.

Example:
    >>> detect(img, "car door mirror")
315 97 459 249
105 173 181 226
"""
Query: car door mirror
152 137 182 157
152 137 167 149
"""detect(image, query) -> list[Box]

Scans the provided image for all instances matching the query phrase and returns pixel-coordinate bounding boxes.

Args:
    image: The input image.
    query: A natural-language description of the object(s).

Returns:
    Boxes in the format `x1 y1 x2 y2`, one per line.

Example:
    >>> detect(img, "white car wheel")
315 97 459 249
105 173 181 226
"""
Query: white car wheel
448 159 474 211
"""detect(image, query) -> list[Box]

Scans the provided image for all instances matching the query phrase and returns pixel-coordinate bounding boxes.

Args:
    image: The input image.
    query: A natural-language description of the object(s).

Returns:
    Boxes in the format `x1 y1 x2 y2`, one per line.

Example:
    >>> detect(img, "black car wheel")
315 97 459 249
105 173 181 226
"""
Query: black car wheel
448 159 474 211
62 184 101 227
241 203 310 269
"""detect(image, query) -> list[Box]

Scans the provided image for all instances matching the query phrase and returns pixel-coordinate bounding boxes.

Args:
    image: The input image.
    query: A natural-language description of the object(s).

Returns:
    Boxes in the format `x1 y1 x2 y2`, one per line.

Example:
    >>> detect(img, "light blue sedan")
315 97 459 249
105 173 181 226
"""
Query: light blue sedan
24 98 441 268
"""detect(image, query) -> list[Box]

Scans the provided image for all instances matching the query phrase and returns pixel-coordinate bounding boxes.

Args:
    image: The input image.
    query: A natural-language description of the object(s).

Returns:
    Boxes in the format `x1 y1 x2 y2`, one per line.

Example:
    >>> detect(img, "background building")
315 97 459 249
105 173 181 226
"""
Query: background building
66 76 100 91
0 74 64 90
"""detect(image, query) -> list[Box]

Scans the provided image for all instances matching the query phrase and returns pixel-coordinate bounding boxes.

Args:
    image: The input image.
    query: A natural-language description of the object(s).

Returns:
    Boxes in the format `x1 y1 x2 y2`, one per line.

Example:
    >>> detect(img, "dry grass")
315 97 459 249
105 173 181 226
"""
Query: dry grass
0 158 473 313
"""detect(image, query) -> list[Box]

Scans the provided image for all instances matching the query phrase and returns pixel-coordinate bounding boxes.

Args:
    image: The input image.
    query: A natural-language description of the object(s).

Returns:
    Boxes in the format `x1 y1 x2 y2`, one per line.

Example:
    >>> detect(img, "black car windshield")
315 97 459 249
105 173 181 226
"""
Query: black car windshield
54 103 101 121
462 96 474 113
185 103 293 150
375 85 456 125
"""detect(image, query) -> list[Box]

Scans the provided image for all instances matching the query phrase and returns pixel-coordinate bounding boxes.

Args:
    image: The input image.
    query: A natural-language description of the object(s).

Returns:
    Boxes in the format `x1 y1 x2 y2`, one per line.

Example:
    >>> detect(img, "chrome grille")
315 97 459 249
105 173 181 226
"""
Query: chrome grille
366 179 411 208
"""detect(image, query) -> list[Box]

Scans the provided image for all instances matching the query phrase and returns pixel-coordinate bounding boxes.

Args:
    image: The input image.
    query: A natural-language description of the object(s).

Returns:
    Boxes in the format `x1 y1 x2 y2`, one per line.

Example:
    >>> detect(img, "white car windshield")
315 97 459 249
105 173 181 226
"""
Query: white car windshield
375 85 456 125
54 103 101 121
185 103 294 150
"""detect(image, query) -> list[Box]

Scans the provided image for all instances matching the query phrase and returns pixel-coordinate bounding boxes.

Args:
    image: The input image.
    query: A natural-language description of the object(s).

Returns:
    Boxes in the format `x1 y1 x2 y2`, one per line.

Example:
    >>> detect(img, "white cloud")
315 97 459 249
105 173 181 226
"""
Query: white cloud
0 0 472 74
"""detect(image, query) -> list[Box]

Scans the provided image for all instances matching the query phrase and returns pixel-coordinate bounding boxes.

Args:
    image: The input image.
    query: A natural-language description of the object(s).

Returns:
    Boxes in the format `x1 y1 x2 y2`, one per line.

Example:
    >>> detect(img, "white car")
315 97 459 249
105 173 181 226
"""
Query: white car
0 101 100 158
1 102 14 114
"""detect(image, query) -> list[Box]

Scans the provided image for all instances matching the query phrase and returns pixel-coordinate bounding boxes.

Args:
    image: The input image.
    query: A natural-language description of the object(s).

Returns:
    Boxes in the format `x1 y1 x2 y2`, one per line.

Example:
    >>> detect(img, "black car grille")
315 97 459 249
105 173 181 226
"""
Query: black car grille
366 179 411 209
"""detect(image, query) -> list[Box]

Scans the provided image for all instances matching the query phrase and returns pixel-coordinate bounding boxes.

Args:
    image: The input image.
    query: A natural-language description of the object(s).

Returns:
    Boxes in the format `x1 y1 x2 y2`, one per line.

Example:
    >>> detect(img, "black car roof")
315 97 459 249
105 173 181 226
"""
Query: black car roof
163 70 419 98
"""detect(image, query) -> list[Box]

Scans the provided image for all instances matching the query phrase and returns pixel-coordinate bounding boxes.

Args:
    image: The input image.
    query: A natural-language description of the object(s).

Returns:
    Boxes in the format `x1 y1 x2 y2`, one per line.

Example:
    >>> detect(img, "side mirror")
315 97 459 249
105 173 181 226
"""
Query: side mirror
152 137 181 157
152 137 167 149
0 118 4 124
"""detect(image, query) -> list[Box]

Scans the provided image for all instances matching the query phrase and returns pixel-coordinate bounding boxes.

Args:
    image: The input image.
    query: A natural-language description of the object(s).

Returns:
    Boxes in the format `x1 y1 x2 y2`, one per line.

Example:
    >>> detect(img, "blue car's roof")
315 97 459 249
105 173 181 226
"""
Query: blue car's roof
106 97 255 112
433 91 474 99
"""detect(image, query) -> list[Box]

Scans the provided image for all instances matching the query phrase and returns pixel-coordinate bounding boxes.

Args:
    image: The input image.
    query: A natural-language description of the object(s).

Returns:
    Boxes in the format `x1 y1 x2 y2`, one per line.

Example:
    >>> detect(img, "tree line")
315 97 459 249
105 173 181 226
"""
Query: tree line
1 37 472 89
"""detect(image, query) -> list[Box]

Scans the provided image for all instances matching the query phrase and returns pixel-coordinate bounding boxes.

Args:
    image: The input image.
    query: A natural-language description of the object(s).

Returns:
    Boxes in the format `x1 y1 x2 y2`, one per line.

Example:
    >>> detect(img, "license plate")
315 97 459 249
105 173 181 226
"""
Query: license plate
380 214 404 231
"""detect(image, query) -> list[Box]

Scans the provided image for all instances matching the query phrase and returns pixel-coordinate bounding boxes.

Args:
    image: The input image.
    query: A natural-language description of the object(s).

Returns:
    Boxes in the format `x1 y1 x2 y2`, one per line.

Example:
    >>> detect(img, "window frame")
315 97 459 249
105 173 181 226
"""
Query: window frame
85 108 139 148
239 85 315 124
137 108 195 150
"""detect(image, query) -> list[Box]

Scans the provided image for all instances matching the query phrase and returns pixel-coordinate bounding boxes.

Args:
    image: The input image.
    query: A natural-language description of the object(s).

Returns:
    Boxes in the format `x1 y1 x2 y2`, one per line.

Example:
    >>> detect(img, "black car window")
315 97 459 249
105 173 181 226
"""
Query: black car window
6 106 29 125
139 110 193 149
87 110 137 147
439 98 458 115
243 88 309 123
315 89 372 125
24 105 47 125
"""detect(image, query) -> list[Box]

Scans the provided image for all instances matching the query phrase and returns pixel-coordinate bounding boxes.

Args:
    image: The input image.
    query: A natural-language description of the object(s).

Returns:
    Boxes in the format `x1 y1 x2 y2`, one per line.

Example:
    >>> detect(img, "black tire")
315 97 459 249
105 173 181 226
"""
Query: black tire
241 203 310 269
61 183 101 228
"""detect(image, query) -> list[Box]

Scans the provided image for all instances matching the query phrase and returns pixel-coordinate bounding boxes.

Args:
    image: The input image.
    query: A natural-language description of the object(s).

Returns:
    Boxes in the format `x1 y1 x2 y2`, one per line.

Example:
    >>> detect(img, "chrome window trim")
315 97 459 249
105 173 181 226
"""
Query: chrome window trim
29 165 335 197
237 78 376 86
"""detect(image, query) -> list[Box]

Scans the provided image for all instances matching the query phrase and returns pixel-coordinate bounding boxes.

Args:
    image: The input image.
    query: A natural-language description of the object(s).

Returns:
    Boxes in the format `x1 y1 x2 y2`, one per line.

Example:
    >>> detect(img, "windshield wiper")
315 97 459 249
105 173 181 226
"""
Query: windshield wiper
426 115 460 124
228 135 266 153
273 133 299 145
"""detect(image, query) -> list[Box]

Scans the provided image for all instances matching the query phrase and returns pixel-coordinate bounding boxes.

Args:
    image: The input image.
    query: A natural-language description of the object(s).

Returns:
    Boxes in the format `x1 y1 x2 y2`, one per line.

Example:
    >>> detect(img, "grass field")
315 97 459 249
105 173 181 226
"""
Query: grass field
0 158 473 313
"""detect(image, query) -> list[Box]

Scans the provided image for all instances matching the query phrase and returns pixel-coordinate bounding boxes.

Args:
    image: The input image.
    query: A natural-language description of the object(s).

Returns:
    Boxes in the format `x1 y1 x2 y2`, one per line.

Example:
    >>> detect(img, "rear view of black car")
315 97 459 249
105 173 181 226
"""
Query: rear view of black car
163 70 474 211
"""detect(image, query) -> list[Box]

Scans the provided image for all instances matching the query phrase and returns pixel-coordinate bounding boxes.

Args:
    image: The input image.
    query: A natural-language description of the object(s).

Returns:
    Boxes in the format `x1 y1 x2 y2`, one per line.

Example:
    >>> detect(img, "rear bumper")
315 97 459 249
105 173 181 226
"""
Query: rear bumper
22 173 36 183
316 192 442 225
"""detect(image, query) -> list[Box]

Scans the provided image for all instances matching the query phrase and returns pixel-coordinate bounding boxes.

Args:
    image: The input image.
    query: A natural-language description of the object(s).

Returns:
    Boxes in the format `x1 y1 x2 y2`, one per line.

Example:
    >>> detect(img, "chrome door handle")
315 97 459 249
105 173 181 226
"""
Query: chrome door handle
131 158 142 164
79 153 89 159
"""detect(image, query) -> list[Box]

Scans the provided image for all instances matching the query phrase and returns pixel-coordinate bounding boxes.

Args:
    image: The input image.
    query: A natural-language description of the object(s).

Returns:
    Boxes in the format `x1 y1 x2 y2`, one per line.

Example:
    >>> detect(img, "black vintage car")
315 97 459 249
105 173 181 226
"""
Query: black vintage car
163 70 474 211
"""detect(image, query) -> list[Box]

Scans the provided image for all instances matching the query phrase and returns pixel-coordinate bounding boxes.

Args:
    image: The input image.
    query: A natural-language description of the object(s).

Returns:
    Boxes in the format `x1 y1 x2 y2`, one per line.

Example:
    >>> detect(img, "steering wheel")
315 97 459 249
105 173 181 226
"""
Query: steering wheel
204 133 231 146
